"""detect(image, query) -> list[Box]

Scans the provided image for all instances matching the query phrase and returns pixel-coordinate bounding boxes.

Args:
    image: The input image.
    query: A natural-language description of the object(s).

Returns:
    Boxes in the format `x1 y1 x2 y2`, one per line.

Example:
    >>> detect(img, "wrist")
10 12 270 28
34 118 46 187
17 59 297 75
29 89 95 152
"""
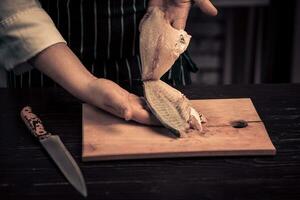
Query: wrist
81 76 100 104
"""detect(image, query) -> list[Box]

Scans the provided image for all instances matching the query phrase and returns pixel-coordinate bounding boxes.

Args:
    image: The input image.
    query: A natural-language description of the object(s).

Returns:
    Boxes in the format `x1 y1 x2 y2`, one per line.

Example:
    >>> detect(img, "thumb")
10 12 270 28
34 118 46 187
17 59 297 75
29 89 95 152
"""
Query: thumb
166 5 190 30
194 0 218 16
172 18 187 30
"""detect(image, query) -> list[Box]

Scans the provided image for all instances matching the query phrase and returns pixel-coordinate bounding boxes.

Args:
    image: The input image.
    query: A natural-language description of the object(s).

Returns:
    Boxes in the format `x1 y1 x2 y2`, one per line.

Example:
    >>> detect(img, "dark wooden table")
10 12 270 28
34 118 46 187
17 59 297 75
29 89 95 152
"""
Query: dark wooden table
1 84 300 200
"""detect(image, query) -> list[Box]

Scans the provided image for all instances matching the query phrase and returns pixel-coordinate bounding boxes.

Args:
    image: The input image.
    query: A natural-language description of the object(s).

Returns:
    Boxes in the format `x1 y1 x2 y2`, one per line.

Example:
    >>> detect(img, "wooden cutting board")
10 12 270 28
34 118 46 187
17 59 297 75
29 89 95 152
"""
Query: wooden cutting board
82 98 276 161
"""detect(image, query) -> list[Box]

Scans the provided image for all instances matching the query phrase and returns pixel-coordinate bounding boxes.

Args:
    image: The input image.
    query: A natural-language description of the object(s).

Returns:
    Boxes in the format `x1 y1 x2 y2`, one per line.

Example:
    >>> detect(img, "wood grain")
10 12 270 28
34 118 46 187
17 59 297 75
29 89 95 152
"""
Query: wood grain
82 98 276 161
1 84 300 200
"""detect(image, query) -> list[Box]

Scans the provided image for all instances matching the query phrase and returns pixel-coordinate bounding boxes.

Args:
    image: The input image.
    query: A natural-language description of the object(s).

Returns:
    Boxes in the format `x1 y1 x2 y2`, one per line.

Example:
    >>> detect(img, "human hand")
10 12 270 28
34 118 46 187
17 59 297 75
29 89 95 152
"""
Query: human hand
147 0 218 29
86 78 160 125
31 43 158 126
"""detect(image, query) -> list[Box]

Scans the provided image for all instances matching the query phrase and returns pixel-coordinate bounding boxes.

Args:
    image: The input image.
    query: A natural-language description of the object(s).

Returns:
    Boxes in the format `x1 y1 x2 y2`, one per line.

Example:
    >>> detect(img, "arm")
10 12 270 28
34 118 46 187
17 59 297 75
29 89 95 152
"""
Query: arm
31 43 159 125
31 43 95 103
0 0 157 125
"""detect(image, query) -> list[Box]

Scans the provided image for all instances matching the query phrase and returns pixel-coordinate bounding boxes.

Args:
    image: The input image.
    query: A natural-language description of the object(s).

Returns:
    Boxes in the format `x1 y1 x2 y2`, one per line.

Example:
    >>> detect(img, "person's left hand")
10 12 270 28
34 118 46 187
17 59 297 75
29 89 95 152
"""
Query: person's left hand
147 0 218 30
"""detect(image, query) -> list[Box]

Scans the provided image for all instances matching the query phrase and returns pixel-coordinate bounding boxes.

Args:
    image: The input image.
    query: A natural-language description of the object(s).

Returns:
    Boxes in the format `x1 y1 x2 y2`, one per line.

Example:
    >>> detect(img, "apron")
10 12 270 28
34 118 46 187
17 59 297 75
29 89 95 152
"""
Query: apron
7 0 198 91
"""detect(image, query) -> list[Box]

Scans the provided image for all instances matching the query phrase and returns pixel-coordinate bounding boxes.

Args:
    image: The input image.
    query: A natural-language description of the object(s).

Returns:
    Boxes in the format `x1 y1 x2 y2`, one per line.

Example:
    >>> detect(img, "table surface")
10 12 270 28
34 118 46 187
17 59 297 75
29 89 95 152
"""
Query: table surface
1 84 300 200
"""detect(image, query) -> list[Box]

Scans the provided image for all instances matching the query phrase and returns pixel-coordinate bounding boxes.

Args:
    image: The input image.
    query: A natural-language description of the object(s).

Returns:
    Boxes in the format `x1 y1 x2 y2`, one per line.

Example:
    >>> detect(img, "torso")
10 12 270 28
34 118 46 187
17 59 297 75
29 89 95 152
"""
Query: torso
8 0 196 91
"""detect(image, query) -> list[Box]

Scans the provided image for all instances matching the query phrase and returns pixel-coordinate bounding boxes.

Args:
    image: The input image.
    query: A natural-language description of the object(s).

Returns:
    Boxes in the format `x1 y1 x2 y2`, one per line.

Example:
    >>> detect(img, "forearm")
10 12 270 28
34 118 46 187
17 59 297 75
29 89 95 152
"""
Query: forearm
30 43 96 102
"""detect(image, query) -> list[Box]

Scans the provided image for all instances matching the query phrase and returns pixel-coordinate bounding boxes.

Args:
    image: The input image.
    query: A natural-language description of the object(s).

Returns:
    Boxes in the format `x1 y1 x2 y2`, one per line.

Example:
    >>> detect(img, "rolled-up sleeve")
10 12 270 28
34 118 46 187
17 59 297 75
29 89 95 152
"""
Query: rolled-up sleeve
0 0 66 73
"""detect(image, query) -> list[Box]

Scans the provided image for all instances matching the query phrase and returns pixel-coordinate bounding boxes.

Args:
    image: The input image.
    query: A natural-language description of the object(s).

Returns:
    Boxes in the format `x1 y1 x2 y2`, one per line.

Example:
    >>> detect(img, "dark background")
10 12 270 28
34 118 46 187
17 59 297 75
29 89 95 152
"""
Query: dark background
0 0 299 87
187 0 300 85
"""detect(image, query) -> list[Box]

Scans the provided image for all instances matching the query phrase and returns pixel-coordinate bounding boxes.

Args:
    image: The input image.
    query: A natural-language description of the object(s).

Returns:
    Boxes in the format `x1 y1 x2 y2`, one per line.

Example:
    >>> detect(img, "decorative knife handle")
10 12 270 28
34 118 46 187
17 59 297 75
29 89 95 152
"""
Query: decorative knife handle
20 106 50 138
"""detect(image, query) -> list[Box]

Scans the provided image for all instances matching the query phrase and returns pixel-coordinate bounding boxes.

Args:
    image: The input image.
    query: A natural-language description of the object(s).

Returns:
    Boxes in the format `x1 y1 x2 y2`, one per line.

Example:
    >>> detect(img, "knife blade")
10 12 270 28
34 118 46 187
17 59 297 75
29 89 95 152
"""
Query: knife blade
20 106 87 197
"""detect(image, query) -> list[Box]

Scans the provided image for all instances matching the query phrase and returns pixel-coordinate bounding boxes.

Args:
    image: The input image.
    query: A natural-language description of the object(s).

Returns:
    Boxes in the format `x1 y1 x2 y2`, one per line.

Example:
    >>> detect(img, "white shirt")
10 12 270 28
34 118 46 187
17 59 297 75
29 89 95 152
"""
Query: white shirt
0 0 66 86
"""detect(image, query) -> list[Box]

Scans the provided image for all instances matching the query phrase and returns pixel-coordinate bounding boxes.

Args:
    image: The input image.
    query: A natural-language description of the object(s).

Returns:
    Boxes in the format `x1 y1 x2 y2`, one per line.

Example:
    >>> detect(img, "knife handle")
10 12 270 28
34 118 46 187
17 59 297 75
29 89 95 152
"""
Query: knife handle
21 106 50 138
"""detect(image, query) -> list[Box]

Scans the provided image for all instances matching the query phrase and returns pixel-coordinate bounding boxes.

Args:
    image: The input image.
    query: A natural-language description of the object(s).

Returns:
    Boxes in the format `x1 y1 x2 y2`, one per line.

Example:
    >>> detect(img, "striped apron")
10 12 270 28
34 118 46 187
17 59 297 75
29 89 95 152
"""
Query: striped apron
7 0 198 92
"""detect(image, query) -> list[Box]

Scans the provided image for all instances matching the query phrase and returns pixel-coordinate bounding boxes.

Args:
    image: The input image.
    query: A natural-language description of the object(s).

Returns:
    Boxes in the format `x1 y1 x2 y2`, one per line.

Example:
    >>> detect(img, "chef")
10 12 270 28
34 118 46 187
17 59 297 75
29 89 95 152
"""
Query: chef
0 0 217 125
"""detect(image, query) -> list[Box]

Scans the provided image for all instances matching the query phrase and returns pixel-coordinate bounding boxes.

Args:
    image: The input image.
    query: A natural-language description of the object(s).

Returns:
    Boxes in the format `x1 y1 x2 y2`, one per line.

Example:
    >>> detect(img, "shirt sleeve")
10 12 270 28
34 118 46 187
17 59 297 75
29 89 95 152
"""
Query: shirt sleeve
0 0 66 73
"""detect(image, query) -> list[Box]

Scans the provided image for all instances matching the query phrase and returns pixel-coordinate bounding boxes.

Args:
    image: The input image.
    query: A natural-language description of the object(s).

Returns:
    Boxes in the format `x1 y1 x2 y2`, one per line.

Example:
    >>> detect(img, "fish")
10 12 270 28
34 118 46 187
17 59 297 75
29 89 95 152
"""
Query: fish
139 7 206 137
139 7 191 81
144 80 207 137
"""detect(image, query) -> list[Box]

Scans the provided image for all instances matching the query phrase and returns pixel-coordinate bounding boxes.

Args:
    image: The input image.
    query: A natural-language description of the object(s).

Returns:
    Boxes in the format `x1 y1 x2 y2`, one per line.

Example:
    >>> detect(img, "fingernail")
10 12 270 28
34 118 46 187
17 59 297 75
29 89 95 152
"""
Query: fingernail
123 108 132 121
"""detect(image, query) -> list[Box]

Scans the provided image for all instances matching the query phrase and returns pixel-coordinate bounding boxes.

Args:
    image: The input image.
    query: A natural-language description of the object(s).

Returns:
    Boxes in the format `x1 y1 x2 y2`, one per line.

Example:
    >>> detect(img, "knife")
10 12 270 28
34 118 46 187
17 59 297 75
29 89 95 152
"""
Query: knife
20 106 87 197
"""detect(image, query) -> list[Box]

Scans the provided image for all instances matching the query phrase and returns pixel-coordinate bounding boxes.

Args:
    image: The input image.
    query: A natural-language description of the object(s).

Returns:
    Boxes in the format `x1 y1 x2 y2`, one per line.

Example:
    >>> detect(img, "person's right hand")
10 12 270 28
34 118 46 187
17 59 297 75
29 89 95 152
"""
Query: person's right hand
86 78 160 126
32 43 158 126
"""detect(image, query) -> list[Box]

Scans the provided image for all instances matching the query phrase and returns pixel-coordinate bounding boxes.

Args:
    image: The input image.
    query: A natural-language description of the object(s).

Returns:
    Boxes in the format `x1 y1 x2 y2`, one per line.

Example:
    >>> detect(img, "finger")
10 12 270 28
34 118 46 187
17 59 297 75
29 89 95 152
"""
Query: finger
194 0 218 16
123 107 133 121
172 18 187 30
147 0 163 8
102 103 133 121
120 93 133 121
163 5 189 30
103 94 133 121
